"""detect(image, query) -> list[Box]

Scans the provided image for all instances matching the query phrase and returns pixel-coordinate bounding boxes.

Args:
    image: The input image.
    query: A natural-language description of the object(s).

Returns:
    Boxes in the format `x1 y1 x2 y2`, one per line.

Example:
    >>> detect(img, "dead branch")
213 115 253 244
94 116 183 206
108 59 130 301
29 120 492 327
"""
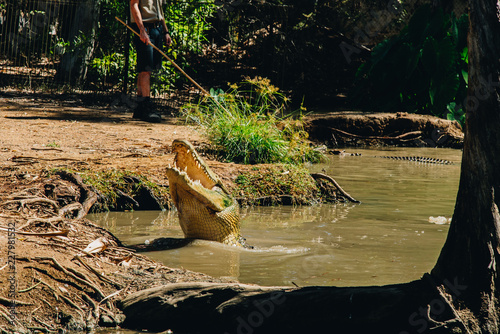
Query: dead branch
0 296 33 307
59 294 85 315
24 217 64 227
58 203 85 220
18 279 42 293
81 292 99 322
0 198 59 211
310 173 360 203
0 227 69 237
330 128 422 142
54 170 98 219
423 273 473 334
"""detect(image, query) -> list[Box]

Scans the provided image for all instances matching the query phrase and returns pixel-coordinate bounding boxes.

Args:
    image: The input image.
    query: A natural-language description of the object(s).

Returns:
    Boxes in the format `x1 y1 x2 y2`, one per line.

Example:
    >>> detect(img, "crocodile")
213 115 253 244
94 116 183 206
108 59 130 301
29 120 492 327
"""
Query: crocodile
166 139 249 248
330 150 453 164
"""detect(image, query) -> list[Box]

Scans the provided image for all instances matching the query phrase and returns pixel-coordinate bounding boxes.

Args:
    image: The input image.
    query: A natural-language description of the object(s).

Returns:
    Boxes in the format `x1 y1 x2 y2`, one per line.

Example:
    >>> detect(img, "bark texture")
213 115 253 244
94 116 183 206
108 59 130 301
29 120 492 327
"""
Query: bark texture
431 0 500 331
119 280 441 333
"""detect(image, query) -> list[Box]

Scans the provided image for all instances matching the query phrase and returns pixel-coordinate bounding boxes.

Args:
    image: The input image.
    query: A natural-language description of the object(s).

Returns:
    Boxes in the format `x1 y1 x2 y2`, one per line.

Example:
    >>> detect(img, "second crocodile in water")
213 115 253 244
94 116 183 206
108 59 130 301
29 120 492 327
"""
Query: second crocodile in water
331 150 454 164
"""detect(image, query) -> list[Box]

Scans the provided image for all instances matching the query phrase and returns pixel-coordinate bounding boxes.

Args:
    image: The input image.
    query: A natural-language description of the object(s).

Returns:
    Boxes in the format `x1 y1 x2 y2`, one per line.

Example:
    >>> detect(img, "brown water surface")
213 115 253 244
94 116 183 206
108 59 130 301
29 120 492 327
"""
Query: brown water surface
89 147 462 287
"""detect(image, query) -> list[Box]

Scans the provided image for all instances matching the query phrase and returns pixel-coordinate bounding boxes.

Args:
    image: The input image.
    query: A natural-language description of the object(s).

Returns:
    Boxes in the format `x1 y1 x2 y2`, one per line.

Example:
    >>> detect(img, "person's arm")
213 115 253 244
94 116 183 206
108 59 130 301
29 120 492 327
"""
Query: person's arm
161 20 172 48
130 0 150 45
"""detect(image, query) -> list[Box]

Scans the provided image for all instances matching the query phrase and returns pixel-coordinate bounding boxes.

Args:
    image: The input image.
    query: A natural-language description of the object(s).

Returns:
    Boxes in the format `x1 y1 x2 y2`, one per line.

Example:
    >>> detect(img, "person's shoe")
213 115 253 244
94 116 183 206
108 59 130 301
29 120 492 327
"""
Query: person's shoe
142 97 162 123
132 97 146 119
143 112 162 123
133 97 162 123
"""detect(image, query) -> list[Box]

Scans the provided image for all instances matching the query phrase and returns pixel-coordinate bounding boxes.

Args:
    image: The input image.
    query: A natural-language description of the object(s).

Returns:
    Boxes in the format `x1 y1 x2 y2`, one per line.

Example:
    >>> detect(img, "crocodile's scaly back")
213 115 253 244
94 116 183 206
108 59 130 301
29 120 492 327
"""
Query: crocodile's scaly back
166 140 247 247
377 156 453 164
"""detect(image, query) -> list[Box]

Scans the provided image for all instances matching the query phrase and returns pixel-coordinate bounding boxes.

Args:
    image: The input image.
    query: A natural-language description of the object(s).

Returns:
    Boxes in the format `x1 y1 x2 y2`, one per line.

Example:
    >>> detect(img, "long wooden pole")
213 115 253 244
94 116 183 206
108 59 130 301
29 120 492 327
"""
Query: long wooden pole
115 16 210 96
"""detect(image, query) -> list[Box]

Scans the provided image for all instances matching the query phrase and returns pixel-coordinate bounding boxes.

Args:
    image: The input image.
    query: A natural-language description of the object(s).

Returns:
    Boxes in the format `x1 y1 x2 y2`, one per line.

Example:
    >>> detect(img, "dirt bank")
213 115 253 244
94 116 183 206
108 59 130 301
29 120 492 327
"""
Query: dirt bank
306 111 464 148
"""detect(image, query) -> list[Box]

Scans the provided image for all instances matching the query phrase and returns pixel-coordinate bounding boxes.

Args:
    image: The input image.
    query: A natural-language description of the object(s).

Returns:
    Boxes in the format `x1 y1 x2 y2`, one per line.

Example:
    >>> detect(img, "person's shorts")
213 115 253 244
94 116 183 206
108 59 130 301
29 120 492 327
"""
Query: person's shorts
133 22 165 73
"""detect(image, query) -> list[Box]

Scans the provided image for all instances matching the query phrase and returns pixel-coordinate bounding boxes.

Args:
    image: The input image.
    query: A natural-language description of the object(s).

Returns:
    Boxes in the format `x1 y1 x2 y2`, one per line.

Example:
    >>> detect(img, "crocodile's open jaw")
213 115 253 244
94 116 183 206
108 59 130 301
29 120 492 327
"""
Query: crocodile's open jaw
165 140 245 247
170 140 218 190
166 139 231 212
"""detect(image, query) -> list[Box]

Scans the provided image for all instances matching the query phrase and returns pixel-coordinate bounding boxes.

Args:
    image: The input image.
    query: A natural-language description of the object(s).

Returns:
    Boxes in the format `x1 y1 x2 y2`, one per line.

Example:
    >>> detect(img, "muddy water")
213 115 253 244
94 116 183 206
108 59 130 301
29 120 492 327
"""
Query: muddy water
89 147 462 287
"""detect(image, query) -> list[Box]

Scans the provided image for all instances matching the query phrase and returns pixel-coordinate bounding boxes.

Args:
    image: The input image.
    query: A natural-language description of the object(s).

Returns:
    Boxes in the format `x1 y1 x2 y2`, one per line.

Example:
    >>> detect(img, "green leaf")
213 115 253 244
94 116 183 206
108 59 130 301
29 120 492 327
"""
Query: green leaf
461 69 468 85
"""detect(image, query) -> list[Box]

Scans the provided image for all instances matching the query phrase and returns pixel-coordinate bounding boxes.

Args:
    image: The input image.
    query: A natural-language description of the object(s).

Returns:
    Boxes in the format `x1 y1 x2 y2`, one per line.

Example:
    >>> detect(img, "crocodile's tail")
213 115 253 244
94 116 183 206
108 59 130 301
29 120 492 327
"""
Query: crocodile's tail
379 156 453 164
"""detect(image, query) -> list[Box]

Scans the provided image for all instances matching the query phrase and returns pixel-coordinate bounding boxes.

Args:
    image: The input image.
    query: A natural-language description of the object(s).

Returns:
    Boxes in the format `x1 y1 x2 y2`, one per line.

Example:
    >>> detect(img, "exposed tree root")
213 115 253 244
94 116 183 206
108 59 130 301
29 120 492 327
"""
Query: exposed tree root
0 171 230 332
311 172 360 203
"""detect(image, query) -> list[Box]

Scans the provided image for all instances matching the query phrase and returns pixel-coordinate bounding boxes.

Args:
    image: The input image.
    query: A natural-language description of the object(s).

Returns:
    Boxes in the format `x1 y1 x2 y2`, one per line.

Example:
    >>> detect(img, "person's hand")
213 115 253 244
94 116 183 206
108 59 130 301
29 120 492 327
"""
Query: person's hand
165 32 172 48
140 28 150 45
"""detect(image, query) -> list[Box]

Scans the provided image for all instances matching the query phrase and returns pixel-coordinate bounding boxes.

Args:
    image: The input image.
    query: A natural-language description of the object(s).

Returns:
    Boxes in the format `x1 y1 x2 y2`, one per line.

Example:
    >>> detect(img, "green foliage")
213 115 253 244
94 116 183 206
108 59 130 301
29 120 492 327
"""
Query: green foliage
89 52 125 89
45 141 60 148
352 5 468 127
150 1 216 95
182 77 325 165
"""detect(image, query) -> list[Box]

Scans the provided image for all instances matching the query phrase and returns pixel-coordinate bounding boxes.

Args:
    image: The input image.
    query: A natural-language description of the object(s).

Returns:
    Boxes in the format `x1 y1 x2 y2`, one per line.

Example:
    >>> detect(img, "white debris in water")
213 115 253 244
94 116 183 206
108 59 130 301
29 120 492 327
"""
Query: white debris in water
428 216 451 225
144 239 150 245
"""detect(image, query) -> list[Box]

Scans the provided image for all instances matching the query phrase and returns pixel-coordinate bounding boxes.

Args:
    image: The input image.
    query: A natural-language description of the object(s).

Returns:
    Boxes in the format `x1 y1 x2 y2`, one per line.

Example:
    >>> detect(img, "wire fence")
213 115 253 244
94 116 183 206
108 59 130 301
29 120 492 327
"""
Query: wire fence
0 0 215 94
0 0 80 89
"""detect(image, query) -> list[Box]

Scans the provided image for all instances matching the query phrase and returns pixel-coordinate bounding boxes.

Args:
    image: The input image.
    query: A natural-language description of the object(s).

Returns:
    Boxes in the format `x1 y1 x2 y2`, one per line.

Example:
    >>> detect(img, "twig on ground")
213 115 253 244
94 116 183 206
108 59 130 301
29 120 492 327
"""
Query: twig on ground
18 279 42 293
0 227 69 237
0 296 33 306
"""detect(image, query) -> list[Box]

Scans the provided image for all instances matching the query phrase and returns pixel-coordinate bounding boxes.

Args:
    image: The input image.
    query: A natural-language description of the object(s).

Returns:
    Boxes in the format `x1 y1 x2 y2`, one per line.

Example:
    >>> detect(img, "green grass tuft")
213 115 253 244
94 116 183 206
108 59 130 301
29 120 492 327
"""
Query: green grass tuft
182 77 325 165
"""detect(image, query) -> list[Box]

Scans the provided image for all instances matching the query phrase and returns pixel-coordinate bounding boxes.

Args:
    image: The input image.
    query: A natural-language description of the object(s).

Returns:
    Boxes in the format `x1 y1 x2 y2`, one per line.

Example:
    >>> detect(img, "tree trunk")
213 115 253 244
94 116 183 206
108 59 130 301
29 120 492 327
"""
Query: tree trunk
431 0 500 331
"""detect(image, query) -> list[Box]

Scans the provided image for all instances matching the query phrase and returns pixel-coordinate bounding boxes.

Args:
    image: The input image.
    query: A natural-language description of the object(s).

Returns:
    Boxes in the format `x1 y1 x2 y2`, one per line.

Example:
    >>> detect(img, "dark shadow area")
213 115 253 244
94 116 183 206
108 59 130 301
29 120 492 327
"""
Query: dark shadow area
126 237 195 252
0 90 182 125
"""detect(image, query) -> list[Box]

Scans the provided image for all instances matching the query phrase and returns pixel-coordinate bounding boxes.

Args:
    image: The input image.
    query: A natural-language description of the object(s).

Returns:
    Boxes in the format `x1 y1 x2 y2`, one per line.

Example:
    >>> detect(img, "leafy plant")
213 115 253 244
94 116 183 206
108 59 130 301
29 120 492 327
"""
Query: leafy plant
352 5 468 127
182 77 325 165
149 0 217 95
89 52 125 89
46 141 60 148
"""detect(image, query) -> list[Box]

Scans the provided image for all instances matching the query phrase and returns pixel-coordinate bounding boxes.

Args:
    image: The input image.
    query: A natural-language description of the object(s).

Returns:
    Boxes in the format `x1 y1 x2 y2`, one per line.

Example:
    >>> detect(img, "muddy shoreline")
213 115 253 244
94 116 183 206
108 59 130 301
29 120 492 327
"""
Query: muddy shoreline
0 91 463 332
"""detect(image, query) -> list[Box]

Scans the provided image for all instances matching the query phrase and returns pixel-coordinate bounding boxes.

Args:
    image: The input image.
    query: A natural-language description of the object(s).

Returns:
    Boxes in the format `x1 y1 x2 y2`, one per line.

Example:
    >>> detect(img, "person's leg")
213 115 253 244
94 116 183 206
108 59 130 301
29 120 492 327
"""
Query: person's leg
132 25 161 123
137 71 151 98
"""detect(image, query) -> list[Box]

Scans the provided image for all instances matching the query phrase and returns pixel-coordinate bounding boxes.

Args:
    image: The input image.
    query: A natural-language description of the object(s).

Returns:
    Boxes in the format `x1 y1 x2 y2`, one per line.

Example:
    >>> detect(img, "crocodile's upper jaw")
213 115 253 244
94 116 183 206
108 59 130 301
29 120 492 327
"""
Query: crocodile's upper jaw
166 139 242 246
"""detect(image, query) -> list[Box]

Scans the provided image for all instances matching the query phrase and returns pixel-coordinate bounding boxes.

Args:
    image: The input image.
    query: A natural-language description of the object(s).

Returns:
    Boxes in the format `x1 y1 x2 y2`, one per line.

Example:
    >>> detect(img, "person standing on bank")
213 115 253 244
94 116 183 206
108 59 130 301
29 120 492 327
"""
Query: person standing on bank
130 0 172 123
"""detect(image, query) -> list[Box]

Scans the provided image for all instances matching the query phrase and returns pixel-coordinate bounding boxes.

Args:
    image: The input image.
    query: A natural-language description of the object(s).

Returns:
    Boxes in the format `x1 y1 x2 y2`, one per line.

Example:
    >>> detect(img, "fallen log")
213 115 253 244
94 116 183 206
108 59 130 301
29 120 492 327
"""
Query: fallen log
118 276 461 333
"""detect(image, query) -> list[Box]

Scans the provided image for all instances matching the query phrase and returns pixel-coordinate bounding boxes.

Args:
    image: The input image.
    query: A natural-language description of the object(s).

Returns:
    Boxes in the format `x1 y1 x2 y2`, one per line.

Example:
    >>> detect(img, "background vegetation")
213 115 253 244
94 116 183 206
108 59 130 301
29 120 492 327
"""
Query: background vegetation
1 0 468 124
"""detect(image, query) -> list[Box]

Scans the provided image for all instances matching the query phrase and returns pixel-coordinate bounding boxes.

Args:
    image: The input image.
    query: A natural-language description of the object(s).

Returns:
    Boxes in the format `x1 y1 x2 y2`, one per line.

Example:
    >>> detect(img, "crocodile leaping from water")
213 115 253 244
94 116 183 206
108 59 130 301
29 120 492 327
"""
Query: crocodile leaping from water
166 139 250 248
